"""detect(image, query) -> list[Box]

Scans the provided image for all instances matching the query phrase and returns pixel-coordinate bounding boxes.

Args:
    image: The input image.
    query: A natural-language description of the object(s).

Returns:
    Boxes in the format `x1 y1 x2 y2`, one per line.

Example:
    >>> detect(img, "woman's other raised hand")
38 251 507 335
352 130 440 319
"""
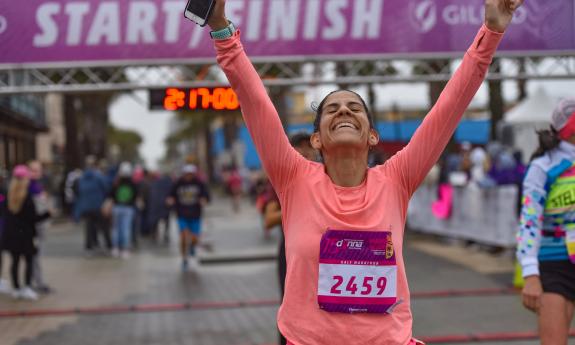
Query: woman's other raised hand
484 0 525 32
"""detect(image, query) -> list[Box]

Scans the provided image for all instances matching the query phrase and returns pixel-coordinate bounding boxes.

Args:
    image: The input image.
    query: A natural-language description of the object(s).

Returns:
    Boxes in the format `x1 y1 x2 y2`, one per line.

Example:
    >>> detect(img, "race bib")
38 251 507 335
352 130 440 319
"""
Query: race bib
318 230 397 314
566 231 575 264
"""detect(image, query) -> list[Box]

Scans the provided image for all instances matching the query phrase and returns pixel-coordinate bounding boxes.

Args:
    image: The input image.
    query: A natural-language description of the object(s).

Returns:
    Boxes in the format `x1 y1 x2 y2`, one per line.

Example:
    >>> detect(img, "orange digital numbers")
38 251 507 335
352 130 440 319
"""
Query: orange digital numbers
163 88 186 111
212 87 240 110
189 89 197 109
197 88 211 109
162 87 240 111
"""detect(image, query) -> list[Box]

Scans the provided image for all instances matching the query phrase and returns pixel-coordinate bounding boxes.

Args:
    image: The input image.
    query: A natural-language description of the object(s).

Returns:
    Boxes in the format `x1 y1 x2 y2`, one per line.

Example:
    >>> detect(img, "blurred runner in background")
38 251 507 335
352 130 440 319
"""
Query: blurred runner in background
167 165 210 271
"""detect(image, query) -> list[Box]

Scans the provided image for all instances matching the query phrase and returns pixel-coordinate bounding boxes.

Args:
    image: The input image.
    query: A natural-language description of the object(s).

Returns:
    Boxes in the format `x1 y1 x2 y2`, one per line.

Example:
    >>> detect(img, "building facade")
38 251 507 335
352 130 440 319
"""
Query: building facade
0 94 47 173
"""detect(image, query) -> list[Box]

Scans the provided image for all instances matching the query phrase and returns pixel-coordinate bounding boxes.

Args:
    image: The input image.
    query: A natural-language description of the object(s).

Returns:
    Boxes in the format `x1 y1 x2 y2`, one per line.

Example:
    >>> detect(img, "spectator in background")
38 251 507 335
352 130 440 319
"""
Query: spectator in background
138 169 153 238
438 141 462 186
469 146 488 183
252 171 269 211
28 160 52 294
75 156 111 256
131 165 146 249
4 165 50 300
513 150 527 217
0 169 9 294
434 142 465 220
109 162 139 259
225 165 243 213
470 146 499 188
459 141 473 180
63 167 82 216
147 172 173 244
487 145 525 186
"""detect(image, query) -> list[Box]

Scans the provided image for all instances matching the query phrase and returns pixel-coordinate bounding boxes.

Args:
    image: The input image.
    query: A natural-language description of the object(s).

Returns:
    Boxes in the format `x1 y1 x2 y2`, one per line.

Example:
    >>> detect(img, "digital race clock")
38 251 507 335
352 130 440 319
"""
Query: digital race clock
149 87 240 111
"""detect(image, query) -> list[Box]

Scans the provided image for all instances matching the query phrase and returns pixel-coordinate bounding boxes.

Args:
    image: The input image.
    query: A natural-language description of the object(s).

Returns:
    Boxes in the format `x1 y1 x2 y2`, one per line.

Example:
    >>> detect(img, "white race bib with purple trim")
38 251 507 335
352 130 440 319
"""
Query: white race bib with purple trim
318 230 397 314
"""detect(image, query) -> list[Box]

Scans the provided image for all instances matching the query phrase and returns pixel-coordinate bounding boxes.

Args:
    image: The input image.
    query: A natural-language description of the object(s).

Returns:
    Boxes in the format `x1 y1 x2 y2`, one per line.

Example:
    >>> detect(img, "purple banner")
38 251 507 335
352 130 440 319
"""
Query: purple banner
0 0 573 65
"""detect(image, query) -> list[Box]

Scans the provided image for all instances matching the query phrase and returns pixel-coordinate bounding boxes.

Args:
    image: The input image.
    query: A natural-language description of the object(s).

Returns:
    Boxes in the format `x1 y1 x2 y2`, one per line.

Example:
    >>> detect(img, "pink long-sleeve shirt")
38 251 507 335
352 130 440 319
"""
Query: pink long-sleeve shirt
215 25 502 345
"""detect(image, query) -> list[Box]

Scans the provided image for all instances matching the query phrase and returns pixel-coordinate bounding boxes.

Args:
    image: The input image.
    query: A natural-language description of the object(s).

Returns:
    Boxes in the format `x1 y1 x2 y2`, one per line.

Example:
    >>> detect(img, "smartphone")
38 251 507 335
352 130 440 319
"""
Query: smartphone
184 0 215 27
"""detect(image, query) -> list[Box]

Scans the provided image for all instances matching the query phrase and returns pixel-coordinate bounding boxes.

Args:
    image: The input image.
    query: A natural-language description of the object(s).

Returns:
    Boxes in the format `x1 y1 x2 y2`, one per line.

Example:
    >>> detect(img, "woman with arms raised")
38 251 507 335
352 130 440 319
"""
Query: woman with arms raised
205 1 523 344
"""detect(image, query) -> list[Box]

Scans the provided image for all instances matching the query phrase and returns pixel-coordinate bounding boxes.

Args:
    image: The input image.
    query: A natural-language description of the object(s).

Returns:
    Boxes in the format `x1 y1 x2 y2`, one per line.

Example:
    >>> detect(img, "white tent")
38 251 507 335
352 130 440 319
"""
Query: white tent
504 89 557 124
503 89 559 162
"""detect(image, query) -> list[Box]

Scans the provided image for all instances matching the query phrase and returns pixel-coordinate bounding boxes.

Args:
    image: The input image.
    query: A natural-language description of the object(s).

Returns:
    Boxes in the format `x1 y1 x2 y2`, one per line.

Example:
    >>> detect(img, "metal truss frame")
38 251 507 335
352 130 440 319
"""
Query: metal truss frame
0 54 574 94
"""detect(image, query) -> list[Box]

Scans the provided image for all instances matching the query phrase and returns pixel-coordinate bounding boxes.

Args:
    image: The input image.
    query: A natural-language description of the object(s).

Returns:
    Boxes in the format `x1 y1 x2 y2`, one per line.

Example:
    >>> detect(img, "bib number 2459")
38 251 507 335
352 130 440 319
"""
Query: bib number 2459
330 275 387 296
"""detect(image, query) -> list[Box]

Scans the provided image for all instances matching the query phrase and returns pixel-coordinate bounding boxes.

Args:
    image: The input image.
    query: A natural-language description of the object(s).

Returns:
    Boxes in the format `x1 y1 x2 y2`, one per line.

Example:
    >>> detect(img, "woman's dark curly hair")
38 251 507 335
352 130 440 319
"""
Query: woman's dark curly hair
312 90 376 133
530 127 561 161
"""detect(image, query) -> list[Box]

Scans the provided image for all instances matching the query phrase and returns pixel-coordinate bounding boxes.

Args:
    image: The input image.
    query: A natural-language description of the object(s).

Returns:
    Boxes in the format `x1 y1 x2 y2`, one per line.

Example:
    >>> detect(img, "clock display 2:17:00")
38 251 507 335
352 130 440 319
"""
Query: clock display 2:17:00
163 87 240 111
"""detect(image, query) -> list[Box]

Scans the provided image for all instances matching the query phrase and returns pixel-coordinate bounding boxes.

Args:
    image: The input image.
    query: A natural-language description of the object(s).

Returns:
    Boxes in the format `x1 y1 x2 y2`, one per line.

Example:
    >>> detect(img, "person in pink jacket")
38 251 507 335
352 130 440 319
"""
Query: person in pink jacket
206 1 523 344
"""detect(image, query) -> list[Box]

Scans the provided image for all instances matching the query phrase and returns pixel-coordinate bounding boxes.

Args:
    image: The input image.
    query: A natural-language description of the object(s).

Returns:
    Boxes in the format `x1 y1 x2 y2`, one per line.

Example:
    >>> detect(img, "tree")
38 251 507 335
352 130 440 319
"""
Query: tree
61 68 126 171
163 109 236 181
107 124 143 163
413 59 450 107
334 61 397 123
488 58 504 140
64 92 114 170
413 59 454 154
256 62 302 129
516 58 528 102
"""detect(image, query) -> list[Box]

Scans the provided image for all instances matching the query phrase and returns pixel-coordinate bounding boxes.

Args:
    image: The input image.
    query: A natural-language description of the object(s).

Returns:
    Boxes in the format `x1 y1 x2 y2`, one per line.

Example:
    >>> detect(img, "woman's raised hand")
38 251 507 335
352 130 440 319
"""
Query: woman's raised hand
484 0 524 32
208 0 229 31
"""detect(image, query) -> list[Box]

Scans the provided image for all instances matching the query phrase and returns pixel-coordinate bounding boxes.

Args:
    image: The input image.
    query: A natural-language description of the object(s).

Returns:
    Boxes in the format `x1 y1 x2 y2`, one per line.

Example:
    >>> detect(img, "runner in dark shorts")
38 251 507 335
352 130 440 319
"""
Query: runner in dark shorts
517 98 575 345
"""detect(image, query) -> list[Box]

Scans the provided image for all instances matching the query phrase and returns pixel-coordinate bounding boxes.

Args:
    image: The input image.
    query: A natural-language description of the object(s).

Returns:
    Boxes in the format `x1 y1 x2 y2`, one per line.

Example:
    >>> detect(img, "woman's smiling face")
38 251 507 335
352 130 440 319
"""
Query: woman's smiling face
313 90 378 154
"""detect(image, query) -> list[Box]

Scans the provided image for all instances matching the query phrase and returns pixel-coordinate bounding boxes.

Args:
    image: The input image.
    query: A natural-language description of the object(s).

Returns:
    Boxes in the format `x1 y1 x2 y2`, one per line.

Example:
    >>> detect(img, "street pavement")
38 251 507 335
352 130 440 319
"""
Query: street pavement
0 195 568 345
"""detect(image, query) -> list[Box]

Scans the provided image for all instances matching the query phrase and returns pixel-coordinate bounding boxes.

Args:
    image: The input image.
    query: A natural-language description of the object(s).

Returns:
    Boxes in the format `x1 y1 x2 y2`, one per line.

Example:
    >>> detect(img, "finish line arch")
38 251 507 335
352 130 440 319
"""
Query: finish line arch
1 0 574 94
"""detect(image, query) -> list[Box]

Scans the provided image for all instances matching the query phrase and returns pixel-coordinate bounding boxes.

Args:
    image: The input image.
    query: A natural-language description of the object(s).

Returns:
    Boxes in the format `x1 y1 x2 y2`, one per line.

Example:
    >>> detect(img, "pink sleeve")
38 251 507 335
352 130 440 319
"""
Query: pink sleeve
382 25 503 196
214 31 305 193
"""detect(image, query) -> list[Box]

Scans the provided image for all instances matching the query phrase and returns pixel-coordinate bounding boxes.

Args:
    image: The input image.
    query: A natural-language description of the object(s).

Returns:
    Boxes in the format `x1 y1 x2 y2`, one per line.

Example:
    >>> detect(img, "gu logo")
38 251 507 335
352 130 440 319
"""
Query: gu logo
409 0 437 33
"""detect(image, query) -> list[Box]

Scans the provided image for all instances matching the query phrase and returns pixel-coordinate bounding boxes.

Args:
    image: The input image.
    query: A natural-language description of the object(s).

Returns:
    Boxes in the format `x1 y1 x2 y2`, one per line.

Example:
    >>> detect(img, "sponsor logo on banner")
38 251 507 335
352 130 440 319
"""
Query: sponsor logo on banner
409 0 528 33
410 0 437 33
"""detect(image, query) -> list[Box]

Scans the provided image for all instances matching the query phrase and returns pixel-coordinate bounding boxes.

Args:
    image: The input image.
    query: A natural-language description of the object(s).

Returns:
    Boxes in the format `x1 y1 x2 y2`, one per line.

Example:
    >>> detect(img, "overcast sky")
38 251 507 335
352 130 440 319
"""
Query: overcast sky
109 91 170 169
110 79 575 170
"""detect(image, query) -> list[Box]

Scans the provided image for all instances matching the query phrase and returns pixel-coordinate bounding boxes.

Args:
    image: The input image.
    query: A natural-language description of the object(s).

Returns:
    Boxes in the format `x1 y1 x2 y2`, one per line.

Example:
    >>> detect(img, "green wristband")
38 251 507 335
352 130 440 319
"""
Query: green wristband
210 21 236 40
